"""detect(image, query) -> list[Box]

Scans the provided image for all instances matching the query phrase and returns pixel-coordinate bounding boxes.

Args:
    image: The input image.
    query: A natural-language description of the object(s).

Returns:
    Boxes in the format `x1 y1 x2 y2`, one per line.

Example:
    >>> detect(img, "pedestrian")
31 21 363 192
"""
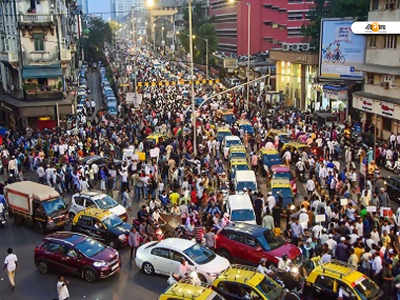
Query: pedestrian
57 275 70 300
3 248 17 291
128 227 141 260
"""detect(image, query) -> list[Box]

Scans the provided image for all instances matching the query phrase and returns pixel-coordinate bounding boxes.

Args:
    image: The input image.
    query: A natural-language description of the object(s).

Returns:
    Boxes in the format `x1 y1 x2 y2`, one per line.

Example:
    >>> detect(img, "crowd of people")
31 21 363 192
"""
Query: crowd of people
2 43 400 299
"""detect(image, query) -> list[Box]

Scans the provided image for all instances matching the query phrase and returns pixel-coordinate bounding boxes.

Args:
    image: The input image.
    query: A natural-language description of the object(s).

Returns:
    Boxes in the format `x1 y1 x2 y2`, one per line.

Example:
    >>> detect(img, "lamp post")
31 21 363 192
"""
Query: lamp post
188 0 196 157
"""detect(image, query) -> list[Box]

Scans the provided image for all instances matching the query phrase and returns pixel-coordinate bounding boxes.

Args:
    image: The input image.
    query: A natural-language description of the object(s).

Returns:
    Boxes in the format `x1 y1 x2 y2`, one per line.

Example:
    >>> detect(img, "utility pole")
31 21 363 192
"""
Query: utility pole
188 0 196 157
246 1 251 110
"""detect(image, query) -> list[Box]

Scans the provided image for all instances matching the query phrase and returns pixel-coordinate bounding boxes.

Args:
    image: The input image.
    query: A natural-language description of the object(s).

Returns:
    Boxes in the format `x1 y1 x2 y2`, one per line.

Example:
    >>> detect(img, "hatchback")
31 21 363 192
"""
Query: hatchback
34 231 120 282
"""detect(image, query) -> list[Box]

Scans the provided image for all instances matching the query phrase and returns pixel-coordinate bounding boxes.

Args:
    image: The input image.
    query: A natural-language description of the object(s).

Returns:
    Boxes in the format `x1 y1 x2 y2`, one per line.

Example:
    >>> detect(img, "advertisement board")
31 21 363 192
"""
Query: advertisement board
319 19 366 80
223 58 238 69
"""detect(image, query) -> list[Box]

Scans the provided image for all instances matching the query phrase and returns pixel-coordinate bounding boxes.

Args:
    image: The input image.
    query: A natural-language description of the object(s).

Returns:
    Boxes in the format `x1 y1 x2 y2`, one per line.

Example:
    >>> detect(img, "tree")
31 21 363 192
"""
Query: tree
178 2 218 66
81 17 113 63
108 20 122 34
302 0 370 51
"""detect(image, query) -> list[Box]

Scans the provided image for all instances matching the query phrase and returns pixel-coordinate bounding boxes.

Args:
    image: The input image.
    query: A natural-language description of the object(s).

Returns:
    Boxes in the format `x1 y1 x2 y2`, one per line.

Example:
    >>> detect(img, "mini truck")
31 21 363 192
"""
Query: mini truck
5 181 68 232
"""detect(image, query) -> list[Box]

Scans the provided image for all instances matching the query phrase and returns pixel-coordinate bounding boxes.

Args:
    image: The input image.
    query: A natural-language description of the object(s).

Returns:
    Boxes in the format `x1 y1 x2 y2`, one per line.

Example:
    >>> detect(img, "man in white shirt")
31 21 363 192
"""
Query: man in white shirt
306 178 315 196
372 252 382 276
266 192 276 213
57 275 70 300
3 248 18 290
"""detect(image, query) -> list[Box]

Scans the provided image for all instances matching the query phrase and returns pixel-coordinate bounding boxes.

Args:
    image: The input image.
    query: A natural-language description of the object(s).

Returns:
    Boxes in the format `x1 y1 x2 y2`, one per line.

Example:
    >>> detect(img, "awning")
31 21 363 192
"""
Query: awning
354 63 400 76
22 64 62 79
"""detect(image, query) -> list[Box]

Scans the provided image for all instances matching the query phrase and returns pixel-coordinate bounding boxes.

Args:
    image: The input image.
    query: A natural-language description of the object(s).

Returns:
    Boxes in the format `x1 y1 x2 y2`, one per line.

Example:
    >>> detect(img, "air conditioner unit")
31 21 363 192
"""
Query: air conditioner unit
300 43 310 51
290 44 300 51
282 43 290 51
381 81 390 89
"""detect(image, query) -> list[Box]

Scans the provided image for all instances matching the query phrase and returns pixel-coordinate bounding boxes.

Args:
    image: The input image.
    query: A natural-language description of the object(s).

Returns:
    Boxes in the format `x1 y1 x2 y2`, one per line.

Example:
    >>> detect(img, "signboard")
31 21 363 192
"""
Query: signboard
223 58 238 69
315 214 326 223
319 19 366 80
367 206 377 213
353 94 400 121
126 92 135 104
340 198 348 206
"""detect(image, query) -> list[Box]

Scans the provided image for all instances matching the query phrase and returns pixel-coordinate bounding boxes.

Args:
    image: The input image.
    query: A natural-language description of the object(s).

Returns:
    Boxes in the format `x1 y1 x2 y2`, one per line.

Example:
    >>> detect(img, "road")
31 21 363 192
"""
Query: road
0 70 165 300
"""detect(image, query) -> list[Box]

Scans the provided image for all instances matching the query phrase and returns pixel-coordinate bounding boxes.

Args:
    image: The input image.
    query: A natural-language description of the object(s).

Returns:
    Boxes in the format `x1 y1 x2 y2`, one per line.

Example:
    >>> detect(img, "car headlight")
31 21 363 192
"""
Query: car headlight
93 261 107 267
118 234 127 241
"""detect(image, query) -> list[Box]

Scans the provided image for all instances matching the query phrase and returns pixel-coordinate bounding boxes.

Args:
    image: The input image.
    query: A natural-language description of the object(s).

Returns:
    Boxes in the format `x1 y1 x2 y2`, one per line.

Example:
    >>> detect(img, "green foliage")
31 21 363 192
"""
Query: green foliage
81 17 113 63
302 0 370 51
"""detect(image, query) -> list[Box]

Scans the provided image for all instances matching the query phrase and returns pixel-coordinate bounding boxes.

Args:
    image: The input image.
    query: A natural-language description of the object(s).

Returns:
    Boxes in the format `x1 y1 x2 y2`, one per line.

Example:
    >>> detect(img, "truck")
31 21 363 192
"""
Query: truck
5 181 68 232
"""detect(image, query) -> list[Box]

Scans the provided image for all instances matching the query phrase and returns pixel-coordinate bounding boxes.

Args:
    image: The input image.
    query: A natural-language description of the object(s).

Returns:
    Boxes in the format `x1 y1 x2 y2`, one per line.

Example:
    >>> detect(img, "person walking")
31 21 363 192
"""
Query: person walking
57 275 70 300
128 227 141 260
3 248 18 291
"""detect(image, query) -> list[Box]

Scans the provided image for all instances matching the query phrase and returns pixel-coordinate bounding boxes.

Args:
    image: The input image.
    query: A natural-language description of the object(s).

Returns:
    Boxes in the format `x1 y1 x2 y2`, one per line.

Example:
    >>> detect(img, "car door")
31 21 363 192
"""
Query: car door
41 241 64 271
214 281 248 300
312 275 337 300
224 231 247 262
71 195 85 214
75 215 94 236
58 245 81 276
168 250 187 275
150 247 173 275
243 235 264 265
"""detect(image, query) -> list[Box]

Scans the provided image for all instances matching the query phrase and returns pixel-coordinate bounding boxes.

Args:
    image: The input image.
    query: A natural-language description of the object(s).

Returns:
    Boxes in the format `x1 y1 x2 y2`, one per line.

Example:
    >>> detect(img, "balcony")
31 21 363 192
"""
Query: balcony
23 51 58 65
60 48 72 62
0 51 18 63
19 14 54 26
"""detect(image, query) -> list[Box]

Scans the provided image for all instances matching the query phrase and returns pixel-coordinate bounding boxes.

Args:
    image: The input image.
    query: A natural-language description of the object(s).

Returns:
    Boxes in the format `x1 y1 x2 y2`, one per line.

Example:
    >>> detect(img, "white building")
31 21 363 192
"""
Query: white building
0 0 79 128
111 0 137 21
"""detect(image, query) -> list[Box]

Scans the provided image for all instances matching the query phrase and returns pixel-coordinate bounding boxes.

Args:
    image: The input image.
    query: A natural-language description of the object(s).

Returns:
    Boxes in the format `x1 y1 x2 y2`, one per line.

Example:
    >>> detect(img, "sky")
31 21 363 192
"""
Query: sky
88 0 111 20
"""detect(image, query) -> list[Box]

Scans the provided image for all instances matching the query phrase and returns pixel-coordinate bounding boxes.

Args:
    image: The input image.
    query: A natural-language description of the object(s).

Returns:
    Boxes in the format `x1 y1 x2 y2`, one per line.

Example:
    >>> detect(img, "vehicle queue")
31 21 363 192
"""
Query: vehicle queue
0 41 396 300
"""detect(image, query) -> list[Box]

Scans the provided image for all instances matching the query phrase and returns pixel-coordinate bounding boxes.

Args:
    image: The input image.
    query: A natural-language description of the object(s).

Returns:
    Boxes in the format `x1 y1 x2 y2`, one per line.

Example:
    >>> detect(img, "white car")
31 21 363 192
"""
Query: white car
225 194 256 225
69 191 127 221
234 170 258 193
222 135 242 159
136 238 230 283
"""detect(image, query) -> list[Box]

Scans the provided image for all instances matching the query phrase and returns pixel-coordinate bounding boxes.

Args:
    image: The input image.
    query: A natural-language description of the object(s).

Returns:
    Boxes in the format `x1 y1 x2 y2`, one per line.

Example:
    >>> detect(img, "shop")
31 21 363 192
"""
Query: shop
353 91 400 140
319 84 348 121
270 50 318 110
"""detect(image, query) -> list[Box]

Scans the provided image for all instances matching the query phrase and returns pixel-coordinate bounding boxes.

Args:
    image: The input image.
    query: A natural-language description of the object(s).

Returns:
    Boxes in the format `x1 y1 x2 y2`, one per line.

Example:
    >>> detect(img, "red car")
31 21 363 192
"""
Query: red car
215 222 301 265
34 231 120 282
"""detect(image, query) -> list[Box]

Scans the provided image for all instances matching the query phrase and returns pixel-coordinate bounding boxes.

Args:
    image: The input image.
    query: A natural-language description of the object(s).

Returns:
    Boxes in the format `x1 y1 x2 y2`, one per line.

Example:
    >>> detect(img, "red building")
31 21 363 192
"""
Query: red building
210 0 314 55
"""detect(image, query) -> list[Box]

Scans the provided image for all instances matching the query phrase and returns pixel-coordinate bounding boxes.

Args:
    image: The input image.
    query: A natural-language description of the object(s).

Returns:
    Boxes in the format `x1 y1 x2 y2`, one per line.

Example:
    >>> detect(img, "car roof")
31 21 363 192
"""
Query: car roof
163 282 213 299
75 208 112 221
223 222 265 236
229 145 246 152
271 178 291 188
312 261 364 284
224 135 241 141
217 265 265 287
260 148 279 155
228 194 253 210
44 231 87 246
157 238 195 251
235 170 256 182
217 127 231 133
75 191 102 198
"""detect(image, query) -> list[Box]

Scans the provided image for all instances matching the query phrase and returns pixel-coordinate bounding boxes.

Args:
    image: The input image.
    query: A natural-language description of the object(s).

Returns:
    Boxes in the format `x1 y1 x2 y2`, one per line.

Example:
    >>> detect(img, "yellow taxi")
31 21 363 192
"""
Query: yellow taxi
145 133 169 147
259 148 282 174
229 158 249 180
303 258 382 300
212 265 288 300
72 208 132 248
228 145 247 161
280 142 310 153
216 126 232 142
236 120 255 135
159 282 225 300
270 178 293 208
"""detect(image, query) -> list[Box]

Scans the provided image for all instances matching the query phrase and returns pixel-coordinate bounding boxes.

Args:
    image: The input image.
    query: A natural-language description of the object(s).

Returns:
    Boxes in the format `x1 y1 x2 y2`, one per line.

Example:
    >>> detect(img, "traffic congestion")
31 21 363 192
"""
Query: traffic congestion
0 41 399 300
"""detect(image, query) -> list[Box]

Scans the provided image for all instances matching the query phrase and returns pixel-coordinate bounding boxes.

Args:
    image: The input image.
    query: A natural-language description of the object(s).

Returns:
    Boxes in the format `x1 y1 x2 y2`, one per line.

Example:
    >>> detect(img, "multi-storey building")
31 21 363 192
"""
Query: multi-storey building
77 0 89 15
0 0 79 128
352 0 400 139
209 0 314 55
111 0 137 21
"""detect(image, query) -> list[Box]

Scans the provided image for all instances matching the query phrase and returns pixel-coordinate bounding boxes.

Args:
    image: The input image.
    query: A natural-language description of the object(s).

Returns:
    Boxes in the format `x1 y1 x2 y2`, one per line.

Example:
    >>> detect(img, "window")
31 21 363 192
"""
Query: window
371 0 379 9
170 250 185 262
43 242 62 253
245 236 259 248
74 197 84 206
315 276 335 291
383 117 392 131
151 247 170 259
367 73 374 84
85 199 96 208
78 216 93 227
368 35 377 48
33 33 44 51
384 35 397 48
385 0 396 9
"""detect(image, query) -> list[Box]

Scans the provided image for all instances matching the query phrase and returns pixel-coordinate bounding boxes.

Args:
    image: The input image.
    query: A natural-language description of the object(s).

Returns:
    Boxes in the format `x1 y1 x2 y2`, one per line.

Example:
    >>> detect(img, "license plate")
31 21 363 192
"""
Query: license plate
111 263 119 271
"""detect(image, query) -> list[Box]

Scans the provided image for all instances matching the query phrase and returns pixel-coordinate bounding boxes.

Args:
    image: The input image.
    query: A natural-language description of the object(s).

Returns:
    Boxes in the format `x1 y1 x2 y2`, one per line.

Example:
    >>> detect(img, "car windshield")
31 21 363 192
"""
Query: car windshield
353 277 381 300
183 244 216 265
94 195 118 210
231 209 255 222
103 215 123 228
256 277 283 300
41 197 66 216
236 164 249 171
257 229 285 251
75 238 105 257
231 152 246 159
237 181 257 192
273 172 291 179
272 188 293 199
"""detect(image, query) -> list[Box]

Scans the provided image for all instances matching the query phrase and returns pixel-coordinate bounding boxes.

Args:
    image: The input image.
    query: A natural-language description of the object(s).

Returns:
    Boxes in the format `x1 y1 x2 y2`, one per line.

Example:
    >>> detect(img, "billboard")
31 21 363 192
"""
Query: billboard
319 19 366 80
223 58 238 69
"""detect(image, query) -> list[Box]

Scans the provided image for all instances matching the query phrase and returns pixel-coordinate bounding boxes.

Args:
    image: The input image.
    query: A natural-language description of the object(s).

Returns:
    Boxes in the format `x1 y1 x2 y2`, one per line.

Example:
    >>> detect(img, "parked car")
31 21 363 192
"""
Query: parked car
69 191 127 221
384 176 400 202
136 238 230 283
225 194 256 225
215 222 301 266
72 208 131 248
34 231 120 282
160 282 226 300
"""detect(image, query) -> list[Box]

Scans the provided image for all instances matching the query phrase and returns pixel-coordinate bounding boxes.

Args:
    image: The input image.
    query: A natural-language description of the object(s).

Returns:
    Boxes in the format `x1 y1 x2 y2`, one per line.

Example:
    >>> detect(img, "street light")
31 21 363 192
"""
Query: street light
187 0 196 157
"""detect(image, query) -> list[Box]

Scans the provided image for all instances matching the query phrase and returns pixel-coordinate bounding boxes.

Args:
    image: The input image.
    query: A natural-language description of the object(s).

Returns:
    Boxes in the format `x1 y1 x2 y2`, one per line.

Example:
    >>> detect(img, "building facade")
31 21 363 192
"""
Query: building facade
209 0 313 55
0 0 79 128
111 0 137 21
77 0 89 15
352 0 400 139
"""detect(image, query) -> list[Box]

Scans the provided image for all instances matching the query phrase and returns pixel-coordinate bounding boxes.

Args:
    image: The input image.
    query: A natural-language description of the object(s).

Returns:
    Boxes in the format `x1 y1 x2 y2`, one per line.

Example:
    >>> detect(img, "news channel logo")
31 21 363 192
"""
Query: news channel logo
351 21 400 34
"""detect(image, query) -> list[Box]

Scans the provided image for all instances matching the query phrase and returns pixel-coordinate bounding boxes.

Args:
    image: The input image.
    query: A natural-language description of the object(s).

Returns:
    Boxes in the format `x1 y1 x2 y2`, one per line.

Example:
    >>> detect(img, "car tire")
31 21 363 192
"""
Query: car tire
142 262 154 275
83 268 97 282
219 249 231 260
37 261 48 275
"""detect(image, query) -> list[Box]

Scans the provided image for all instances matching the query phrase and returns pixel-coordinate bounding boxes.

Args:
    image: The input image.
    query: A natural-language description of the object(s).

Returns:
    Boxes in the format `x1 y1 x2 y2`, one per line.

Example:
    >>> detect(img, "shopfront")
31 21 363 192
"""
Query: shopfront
320 85 348 121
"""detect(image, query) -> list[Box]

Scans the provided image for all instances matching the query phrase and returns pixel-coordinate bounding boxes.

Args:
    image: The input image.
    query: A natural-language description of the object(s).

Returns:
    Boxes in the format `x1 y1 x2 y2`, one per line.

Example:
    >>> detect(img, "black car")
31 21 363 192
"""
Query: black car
81 155 121 169
385 176 400 202
72 209 131 248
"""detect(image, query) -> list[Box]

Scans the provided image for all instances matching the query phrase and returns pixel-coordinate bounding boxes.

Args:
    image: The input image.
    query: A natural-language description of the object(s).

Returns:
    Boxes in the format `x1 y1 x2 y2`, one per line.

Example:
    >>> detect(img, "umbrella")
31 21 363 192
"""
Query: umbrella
326 162 335 168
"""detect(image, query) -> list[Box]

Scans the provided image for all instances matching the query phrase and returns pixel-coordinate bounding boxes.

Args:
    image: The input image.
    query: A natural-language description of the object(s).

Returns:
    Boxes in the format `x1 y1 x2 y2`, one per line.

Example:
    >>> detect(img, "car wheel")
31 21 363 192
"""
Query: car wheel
38 261 48 275
219 249 231 260
142 262 154 275
83 268 97 282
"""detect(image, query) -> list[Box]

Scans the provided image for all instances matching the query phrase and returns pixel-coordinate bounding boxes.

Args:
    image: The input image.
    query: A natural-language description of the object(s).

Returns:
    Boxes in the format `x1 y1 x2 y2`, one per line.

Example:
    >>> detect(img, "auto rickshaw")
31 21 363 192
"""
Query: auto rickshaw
271 178 294 208
259 148 282 175
236 120 255 135
145 133 169 148
229 158 249 180
221 109 236 125
216 127 232 142
228 145 247 162
281 142 310 153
